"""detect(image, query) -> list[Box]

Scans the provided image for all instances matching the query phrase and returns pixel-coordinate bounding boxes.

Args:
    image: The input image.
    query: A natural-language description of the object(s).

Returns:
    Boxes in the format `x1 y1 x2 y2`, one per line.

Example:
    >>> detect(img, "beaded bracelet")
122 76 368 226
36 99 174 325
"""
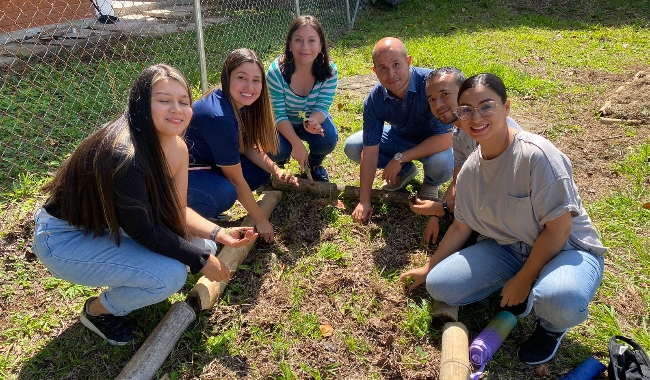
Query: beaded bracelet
209 225 222 242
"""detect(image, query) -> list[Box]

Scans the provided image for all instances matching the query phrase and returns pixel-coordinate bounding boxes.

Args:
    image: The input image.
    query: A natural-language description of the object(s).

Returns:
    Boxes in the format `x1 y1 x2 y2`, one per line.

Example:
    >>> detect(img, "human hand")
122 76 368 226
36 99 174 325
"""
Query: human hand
423 216 441 246
303 118 324 137
255 218 275 243
274 169 299 187
352 201 372 224
290 143 309 172
409 198 440 216
219 226 258 248
500 275 533 307
382 159 402 186
399 265 430 293
200 255 231 282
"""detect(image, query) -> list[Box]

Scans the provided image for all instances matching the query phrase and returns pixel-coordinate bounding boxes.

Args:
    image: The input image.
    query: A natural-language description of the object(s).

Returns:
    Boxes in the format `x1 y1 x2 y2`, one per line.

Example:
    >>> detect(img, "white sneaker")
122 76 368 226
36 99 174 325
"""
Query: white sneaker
381 165 419 191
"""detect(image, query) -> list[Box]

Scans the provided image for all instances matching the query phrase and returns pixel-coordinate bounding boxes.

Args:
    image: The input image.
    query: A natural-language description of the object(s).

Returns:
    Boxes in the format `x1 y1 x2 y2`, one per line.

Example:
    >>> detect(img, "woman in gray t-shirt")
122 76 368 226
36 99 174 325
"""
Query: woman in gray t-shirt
400 73 606 366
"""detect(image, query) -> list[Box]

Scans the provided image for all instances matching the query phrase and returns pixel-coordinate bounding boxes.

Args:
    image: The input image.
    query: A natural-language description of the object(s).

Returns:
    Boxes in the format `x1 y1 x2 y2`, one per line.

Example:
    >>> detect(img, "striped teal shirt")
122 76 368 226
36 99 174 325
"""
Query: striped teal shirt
267 56 338 126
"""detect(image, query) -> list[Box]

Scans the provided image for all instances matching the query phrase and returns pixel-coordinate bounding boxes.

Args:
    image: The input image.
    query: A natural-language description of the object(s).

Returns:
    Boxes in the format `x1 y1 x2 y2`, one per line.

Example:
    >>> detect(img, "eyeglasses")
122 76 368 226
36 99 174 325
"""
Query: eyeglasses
454 100 503 121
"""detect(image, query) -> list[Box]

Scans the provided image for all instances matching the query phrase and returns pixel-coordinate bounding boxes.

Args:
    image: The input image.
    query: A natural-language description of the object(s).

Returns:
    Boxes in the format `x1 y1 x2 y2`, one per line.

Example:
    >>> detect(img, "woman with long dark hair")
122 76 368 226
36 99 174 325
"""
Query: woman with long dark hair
186 48 298 243
33 64 256 346
266 15 338 181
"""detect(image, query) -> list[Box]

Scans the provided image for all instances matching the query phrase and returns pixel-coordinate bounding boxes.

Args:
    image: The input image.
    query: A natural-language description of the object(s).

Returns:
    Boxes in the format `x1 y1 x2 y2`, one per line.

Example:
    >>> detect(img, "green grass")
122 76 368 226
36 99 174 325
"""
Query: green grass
2 0 650 378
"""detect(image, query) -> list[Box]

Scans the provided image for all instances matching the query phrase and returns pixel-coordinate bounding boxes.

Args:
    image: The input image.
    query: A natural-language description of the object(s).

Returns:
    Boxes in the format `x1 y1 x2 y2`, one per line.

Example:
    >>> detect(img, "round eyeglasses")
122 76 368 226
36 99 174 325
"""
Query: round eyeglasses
454 100 504 121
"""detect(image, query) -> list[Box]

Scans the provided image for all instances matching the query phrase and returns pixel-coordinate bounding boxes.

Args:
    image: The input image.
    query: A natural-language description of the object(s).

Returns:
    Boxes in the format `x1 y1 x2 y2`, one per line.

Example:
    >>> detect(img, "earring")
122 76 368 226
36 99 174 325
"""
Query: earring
316 52 325 65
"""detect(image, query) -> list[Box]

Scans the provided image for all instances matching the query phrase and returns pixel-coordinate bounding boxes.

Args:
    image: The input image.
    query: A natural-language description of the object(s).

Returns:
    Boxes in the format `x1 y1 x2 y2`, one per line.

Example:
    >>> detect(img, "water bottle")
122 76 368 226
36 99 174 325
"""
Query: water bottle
469 311 517 379
559 357 606 380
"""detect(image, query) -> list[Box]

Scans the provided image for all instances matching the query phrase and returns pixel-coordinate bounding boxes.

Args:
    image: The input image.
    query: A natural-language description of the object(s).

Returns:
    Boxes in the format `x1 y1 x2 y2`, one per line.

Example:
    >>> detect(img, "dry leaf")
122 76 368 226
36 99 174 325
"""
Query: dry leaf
319 324 334 337
534 364 550 377
337 103 344 110
332 199 346 209
643 202 650 209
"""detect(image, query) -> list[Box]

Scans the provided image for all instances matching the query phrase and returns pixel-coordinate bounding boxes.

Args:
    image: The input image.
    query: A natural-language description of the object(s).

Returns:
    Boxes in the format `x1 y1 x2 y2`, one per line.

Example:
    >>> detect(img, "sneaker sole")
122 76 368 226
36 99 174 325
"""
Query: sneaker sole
80 314 131 346
382 167 419 192
517 330 567 365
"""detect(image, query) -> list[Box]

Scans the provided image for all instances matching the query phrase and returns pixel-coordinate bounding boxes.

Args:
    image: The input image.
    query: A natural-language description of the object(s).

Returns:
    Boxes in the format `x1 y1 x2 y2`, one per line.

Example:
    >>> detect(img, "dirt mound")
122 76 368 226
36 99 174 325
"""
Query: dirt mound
599 71 650 124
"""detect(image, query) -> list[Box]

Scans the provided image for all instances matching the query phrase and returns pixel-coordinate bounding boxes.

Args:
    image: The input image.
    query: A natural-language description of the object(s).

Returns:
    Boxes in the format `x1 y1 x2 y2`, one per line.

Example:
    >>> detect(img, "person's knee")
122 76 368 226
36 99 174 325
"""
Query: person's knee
534 290 591 330
166 262 189 293
421 149 454 183
425 268 465 305
188 185 237 218
343 138 362 163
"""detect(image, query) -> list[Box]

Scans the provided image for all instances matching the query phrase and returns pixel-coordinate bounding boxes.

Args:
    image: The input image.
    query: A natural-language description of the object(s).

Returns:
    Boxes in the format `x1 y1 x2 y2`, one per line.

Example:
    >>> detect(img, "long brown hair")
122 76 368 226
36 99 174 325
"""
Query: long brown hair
280 15 333 84
202 48 277 154
42 64 192 243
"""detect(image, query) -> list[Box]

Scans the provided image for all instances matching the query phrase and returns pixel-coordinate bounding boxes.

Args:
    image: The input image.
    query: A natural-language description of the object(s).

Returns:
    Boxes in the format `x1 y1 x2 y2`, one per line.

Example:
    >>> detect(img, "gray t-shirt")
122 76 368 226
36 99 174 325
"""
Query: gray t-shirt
455 130 606 256
453 116 522 168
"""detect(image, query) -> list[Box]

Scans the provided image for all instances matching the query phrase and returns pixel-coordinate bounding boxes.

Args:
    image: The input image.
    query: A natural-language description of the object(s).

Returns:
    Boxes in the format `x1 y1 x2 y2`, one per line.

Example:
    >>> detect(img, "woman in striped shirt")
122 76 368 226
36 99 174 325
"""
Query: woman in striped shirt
267 15 339 182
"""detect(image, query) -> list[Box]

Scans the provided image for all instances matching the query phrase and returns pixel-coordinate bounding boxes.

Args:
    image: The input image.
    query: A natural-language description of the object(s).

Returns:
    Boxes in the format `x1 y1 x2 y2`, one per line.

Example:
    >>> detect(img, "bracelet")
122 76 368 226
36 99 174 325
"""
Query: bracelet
209 225 222 242
431 215 440 219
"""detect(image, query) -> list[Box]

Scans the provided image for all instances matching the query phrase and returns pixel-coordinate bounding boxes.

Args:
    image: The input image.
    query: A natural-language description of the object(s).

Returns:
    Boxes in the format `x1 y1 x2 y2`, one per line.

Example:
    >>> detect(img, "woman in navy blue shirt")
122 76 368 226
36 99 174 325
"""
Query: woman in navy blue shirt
186 48 298 242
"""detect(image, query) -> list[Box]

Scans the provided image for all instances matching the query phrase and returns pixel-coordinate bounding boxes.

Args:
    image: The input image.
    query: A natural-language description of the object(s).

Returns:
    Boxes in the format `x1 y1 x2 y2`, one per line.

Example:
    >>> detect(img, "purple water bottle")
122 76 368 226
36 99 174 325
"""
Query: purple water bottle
559 357 606 380
469 311 517 380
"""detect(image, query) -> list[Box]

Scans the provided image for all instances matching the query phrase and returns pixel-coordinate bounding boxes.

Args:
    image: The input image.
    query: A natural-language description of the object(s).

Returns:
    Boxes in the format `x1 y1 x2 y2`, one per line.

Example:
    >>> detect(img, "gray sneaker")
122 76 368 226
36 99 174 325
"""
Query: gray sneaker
381 165 419 191
417 184 439 200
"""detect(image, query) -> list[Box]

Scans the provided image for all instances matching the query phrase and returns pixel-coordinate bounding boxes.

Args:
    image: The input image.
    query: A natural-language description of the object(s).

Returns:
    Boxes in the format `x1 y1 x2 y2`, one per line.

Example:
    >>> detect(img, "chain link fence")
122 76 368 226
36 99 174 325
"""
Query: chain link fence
0 0 370 214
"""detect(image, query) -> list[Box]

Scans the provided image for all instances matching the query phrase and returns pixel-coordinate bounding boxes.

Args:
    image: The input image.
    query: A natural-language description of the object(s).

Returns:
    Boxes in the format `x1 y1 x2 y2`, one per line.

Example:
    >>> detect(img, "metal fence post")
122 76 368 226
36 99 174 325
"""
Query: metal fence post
295 0 301 17
194 0 208 93
346 0 351 28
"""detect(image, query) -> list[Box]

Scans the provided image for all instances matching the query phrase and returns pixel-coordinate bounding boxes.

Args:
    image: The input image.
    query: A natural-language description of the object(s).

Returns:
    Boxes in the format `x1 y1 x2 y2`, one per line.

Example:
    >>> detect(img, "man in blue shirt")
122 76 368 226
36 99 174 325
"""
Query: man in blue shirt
343 37 453 223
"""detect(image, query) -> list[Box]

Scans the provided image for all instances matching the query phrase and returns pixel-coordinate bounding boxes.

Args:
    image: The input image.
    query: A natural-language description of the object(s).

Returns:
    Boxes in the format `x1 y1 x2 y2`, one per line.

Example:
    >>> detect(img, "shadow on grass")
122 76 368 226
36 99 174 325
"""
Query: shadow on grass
16 277 255 379
348 0 650 44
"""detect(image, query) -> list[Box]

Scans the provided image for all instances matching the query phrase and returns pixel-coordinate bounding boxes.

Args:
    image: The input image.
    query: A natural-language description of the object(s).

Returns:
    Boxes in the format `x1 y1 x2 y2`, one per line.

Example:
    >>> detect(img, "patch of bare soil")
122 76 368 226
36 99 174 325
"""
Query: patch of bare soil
599 71 650 124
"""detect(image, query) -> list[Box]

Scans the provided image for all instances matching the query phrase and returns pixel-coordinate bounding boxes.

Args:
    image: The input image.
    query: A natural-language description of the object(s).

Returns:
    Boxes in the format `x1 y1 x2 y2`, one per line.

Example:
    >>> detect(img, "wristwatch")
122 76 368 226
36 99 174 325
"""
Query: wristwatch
393 152 404 165
442 201 451 216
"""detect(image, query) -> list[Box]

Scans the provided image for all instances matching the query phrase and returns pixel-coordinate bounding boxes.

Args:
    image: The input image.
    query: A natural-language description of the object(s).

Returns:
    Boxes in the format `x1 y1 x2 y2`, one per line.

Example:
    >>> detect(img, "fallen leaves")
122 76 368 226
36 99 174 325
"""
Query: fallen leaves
319 324 334 337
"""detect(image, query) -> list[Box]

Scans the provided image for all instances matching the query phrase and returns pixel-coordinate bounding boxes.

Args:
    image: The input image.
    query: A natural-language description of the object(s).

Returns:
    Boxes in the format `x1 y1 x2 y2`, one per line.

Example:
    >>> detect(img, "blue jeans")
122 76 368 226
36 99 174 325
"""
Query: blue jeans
31 208 217 316
343 126 453 186
268 117 339 167
187 155 270 219
426 239 605 332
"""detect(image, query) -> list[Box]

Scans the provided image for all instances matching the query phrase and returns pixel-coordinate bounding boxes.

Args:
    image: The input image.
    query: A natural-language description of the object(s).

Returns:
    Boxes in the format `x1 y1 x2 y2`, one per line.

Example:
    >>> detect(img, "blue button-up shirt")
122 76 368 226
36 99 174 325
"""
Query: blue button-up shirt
362 66 452 146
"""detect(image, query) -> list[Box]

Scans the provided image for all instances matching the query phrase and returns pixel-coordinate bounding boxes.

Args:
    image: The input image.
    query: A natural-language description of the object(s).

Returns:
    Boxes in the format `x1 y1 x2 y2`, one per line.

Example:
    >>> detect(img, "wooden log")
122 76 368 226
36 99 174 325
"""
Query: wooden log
599 117 641 125
271 177 410 205
439 322 471 380
116 302 196 380
116 191 282 380
433 300 459 323
188 190 282 310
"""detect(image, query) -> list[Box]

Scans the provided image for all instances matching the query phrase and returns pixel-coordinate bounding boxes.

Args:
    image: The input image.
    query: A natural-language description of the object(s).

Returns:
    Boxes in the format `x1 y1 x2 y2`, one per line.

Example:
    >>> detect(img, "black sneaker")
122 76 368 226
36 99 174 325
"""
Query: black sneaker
310 165 329 182
517 319 567 364
80 297 136 346
97 15 119 24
